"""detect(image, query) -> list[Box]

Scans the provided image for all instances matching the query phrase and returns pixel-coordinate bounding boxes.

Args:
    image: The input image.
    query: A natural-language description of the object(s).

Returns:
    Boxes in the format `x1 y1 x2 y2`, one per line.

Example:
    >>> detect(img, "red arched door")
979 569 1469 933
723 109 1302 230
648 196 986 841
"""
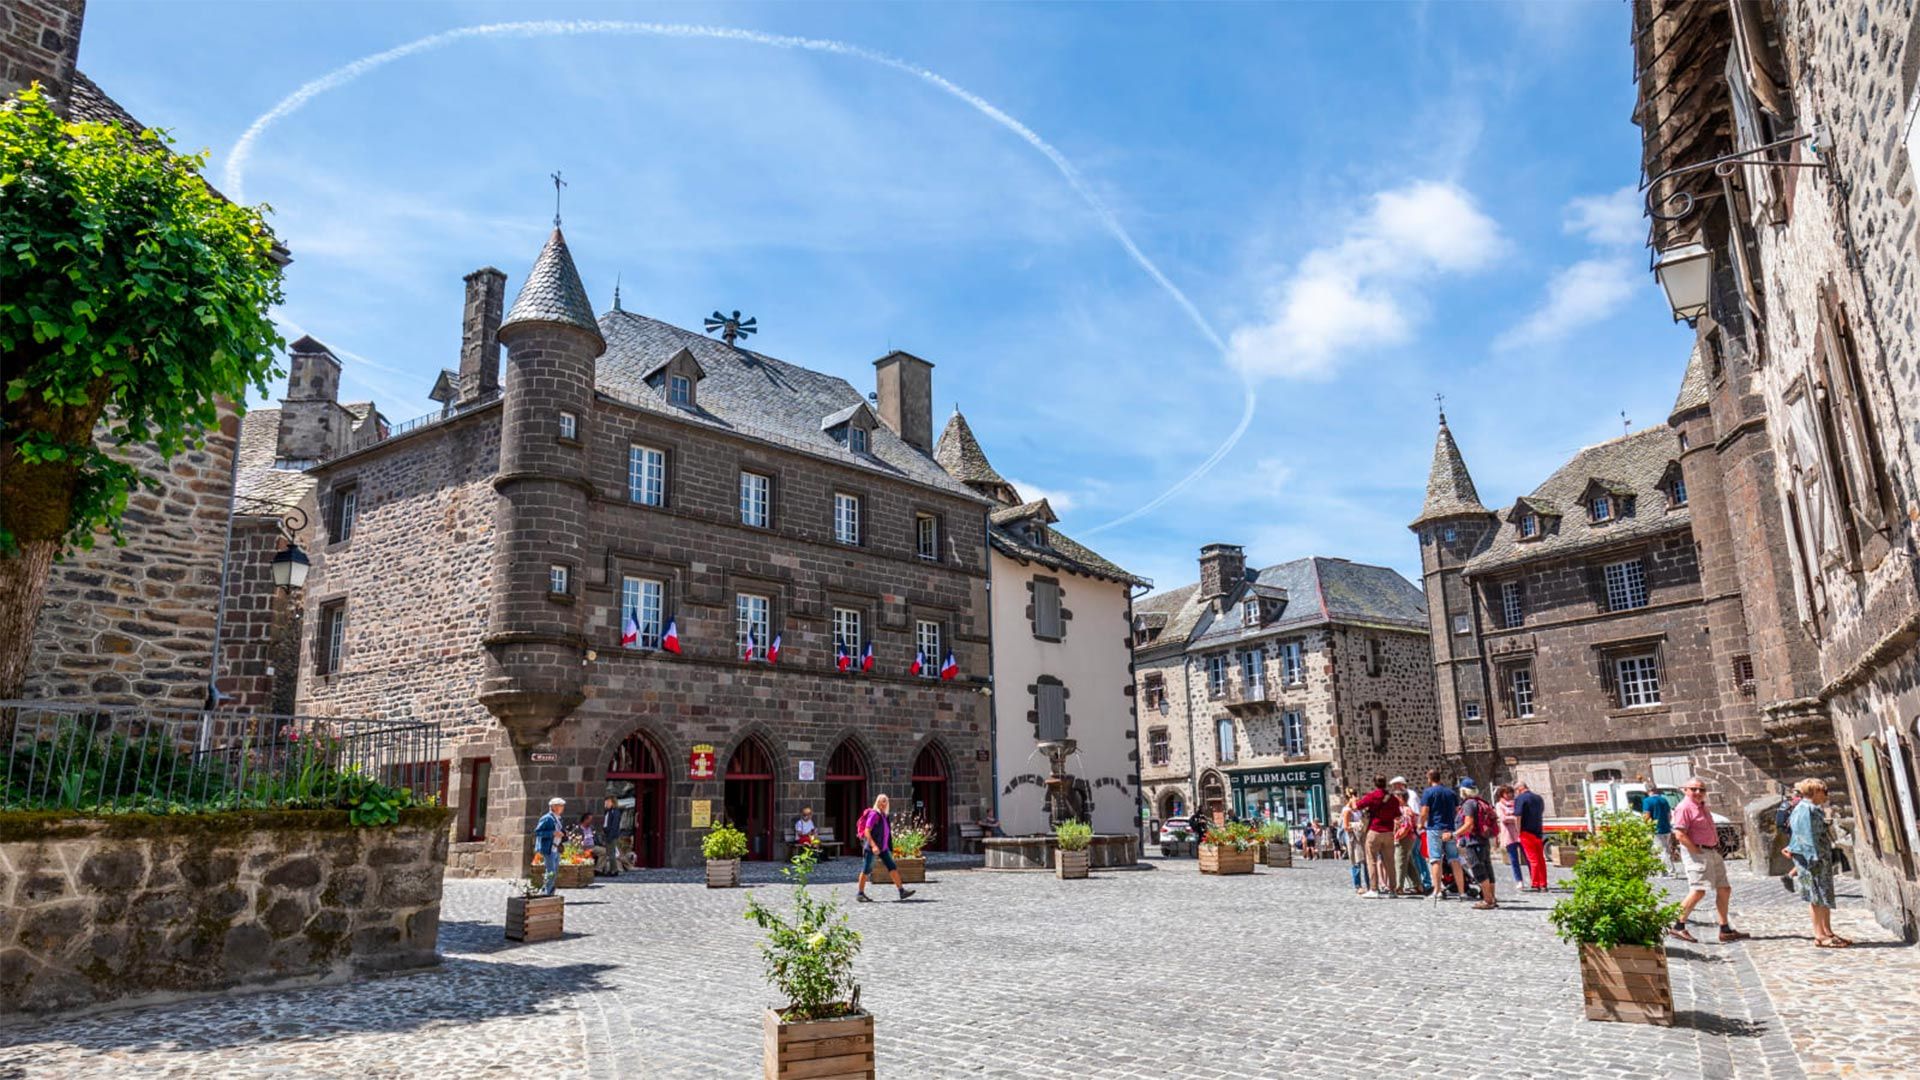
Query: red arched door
823 741 869 851
911 744 949 852
606 730 668 868
724 736 776 861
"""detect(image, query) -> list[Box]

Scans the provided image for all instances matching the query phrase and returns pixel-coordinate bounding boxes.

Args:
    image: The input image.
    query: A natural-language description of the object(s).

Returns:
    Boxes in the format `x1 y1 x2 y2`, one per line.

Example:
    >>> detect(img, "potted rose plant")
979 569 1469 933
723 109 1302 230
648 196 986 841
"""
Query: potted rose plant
1198 820 1258 875
704 822 749 888
890 813 931 884
745 848 873 1078
1054 820 1094 879
505 875 564 942
1257 821 1292 868
1549 812 1681 1026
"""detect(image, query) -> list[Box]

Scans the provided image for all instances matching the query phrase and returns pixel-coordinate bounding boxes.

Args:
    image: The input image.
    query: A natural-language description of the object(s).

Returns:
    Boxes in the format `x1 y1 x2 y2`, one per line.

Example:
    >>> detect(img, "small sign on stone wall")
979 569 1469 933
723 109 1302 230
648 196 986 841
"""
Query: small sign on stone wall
691 799 712 828
530 750 557 764
798 759 815 781
690 743 716 780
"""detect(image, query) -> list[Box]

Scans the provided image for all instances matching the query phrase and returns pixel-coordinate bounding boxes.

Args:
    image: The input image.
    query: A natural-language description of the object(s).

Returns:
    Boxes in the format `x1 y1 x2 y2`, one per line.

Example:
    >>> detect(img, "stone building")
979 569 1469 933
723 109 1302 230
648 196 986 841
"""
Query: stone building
1634 0 1920 937
934 412 1147 837
1413 412 1813 827
297 227 994 873
1133 545 1438 831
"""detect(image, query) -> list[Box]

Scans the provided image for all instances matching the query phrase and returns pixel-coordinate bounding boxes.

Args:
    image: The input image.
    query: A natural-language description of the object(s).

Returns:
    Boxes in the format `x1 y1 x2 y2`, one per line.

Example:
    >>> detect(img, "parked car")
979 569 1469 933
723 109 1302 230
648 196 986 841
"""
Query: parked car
1158 816 1196 845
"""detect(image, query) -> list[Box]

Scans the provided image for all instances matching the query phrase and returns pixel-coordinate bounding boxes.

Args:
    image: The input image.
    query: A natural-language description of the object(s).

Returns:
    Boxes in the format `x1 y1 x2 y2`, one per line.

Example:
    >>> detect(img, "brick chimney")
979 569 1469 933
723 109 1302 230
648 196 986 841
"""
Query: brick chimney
459 267 506 403
1198 543 1246 612
873 350 934 454
1 0 85 115
277 336 342 460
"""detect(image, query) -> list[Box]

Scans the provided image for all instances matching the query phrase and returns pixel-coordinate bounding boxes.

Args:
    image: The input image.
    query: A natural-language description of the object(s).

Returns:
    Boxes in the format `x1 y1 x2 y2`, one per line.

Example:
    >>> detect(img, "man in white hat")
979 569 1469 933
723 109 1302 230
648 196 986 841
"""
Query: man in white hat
535 797 567 895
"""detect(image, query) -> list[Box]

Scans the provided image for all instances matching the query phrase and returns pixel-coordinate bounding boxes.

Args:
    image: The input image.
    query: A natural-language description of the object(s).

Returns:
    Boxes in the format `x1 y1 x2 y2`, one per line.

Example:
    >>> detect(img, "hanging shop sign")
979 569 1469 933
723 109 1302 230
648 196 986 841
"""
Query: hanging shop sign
689 743 716 780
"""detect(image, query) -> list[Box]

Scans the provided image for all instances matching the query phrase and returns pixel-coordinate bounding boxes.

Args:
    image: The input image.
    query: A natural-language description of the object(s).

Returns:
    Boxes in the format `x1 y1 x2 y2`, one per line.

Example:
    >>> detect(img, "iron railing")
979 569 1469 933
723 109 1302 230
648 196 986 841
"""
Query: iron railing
0 700 442 813
386 388 502 440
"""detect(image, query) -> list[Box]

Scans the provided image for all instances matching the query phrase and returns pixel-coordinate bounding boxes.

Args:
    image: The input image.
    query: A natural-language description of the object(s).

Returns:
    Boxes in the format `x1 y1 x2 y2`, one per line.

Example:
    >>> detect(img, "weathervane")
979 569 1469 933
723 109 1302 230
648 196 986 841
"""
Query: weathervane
550 171 567 228
1621 410 1632 436
704 309 757 346
1435 392 1446 424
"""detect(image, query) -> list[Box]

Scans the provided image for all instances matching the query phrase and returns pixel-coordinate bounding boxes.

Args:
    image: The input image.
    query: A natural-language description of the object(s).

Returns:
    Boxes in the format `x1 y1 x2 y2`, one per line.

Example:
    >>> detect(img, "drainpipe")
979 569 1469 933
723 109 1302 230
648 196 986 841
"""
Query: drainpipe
205 408 245 711
983 509 999 828
1126 582 1145 846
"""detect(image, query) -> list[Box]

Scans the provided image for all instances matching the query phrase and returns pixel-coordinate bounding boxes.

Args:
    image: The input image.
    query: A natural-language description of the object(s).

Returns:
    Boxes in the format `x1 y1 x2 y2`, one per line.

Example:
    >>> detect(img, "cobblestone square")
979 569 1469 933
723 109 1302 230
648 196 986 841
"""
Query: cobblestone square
1 855 1914 1078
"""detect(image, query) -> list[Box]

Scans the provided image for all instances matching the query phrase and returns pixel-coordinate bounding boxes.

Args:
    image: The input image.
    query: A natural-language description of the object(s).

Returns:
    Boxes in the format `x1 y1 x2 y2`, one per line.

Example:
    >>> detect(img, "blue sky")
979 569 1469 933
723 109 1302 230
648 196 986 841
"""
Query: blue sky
80 0 1695 592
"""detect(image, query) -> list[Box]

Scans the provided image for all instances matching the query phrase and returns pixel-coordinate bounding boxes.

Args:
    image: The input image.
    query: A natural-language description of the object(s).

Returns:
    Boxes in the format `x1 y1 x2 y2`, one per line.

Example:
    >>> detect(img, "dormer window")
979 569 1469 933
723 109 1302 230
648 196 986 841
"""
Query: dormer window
643 347 705 409
1243 599 1260 626
1591 494 1612 522
1519 514 1539 539
1670 477 1688 507
849 426 868 453
669 375 691 406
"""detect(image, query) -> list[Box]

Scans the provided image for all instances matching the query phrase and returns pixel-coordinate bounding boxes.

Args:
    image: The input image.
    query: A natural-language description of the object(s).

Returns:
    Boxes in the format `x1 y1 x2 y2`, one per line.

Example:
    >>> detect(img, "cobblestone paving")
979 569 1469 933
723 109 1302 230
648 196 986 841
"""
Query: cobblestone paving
0 854 1910 1078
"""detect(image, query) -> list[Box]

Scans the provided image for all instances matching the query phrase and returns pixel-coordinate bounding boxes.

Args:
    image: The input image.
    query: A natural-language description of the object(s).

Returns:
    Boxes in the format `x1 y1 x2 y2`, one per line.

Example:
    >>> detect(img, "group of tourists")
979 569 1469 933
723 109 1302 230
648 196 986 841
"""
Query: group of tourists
1340 770 1545 909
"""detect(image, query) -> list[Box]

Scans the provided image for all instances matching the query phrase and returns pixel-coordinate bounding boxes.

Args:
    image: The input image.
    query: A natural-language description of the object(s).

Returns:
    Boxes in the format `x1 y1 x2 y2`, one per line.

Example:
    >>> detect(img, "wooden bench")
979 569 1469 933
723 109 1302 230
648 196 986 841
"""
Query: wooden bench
957 822 985 854
784 825 843 860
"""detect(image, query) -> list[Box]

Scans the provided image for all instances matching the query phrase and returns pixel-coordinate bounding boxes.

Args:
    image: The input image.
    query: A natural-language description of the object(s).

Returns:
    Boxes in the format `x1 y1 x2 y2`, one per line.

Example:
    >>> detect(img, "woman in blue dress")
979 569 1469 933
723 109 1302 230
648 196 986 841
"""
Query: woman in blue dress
1785 778 1849 948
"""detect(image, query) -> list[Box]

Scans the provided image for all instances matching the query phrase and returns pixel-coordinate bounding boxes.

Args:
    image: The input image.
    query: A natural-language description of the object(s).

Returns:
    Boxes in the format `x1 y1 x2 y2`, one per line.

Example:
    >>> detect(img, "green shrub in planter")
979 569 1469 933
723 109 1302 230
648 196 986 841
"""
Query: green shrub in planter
1255 821 1289 845
1549 812 1681 949
702 822 749 861
1054 821 1093 851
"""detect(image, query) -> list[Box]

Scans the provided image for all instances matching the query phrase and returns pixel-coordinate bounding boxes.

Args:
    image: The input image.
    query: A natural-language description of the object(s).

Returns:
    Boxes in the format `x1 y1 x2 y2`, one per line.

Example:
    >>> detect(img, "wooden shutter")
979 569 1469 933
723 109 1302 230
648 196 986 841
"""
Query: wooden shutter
1496 666 1515 719
1037 683 1067 741
1597 650 1618 707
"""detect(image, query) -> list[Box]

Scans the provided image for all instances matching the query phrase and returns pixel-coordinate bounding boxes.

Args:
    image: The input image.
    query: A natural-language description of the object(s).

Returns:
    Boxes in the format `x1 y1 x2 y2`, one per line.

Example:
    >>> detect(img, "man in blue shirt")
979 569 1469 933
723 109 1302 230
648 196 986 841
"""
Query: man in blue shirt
1418 769 1465 901
535 797 566 895
1513 781 1547 891
1642 781 1677 877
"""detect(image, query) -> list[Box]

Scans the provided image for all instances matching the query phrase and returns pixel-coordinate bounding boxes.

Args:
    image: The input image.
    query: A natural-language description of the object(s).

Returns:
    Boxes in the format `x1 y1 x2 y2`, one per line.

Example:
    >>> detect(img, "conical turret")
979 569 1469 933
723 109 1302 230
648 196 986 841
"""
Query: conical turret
1410 413 1490 527
935 410 1020 507
501 228 602 342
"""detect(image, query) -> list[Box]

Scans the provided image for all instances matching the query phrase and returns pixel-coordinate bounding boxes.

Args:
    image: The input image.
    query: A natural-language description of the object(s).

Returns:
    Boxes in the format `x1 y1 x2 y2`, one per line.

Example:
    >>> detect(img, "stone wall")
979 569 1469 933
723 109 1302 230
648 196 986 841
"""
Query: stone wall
0 807 450 1016
217 513 305 714
0 0 82 105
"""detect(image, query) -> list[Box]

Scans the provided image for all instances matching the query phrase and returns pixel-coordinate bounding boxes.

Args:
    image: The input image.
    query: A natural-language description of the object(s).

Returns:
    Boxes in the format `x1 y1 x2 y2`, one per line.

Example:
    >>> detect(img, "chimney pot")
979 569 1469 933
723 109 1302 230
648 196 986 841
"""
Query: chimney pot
459 267 507 402
872 350 935 454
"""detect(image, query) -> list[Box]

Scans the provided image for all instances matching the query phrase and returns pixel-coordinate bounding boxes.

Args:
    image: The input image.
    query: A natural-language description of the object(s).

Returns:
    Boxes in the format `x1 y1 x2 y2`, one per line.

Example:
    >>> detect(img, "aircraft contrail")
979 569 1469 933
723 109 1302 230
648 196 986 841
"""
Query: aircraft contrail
224 20 1256 536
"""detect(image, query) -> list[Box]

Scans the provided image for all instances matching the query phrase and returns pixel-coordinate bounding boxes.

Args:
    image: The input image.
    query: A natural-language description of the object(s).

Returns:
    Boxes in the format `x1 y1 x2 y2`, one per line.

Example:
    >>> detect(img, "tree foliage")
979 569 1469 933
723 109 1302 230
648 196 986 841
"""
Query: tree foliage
0 85 284 553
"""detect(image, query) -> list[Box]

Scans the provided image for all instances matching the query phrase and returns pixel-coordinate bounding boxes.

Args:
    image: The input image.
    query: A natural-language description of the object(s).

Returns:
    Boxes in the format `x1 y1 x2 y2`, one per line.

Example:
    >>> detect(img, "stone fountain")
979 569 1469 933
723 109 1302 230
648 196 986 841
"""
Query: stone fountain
980 739 1138 870
1037 739 1092 827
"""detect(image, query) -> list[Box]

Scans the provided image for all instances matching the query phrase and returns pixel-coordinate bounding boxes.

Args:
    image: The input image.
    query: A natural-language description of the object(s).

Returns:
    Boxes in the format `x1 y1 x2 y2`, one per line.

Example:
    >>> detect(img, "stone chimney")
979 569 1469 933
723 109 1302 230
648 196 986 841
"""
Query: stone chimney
1 1 85 114
872 350 934 454
277 336 343 461
1198 543 1246 612
459 266 506 403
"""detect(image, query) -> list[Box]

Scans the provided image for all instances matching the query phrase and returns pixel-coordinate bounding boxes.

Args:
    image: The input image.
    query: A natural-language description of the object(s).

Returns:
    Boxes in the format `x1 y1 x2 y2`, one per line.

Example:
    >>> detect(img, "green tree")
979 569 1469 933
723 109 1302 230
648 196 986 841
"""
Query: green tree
0 86 284 698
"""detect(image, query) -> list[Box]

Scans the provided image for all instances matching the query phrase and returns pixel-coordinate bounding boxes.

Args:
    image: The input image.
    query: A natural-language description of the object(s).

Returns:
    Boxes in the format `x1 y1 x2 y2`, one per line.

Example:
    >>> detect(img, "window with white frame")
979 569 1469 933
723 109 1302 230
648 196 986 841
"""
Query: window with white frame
740 471 770 528
628 445 666 506
832 607 862 656
1463 700 1483 723
557 411 577 441
1239 649 1264 692
548 564 570 596
1216 718 1236 764
1670 476 1688 507
1143 673 1166 709
1453 613 1472 635
1616 653 1662 707
1603 558 1648 611
1510 665 1535 718
621 576 663 649
1591 494 1613 522
736 593 770 654
319 601 347 675
1205 654 1228 695
1243 598 1260 626
330 485 358 544
1148 728 1171 766
1278 641 1304 685
915 619 941 676
915 514 939 561
1280 709 1306 755
848 427 868 453
1501 580 1524 629
834 492 861 545
668 375 691 406
1519 513 1539 539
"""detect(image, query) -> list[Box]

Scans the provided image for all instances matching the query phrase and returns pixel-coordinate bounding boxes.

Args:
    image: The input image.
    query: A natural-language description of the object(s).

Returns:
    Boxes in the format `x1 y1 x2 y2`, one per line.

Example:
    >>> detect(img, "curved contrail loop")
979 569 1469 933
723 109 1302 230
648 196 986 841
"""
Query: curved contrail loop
224 19 1255 538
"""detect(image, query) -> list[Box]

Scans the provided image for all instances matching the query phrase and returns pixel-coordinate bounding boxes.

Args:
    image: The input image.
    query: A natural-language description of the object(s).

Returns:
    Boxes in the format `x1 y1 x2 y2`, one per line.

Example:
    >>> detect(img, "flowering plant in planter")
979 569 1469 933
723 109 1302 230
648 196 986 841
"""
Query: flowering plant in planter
1054 820 1094 851
743 848 864 1021
702 823 750 861
889 814 932 858
1255 821 1290 844
1200 820 1259 852
559 839 594 866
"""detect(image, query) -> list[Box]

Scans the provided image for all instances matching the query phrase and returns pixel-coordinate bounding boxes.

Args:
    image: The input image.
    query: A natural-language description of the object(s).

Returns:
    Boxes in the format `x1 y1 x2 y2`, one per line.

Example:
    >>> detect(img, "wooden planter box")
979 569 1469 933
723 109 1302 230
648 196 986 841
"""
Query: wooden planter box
505 895 564 942
707 858 742 888
893 855 926 884
1578 944 1673 1025
1198 845 1256 875
555 862 595 889
763 1008 875 1079
1056 848 1090 879
1553 844 1582 868
1262 842 1293 868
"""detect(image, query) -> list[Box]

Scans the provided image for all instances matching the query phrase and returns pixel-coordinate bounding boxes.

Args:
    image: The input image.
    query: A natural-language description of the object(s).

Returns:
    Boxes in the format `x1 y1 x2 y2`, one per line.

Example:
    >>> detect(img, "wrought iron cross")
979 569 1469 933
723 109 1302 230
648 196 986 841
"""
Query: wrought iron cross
550 171 567 228
1435 392 1446 423
1621 410 1631 435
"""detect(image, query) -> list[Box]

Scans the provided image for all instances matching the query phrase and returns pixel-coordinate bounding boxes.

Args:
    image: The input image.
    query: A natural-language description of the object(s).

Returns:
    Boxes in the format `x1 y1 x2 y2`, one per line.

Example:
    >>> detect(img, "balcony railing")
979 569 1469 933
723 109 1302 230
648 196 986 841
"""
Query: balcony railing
1224 679 1276 710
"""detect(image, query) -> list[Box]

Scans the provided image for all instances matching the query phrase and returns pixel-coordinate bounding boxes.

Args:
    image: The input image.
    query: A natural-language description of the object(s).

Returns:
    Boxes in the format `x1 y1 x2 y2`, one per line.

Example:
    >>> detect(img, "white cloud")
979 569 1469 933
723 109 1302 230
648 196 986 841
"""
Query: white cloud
1006 478 1076 513
1228 181 1502 380
1564 186 1644 247
1494 257 1639 350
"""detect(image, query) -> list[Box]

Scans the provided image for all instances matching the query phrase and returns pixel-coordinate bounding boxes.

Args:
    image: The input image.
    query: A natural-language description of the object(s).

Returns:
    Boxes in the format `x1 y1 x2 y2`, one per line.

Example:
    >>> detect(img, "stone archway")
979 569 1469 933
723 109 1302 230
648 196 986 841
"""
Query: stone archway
1199 770 1226 820
911 741 952 852
723 734 778 861
606 727 670 869
823 738 871 852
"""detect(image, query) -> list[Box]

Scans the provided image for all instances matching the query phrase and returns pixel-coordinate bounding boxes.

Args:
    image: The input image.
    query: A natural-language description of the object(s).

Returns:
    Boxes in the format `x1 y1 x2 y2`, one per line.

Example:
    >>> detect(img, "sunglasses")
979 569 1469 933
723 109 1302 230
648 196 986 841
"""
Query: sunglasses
1684 787 1706 793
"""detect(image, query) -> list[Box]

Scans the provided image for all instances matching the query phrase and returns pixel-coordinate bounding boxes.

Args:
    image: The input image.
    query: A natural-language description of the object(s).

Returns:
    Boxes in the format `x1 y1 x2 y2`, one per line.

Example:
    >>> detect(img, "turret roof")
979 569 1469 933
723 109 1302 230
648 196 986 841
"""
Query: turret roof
934 411 1011 490
1410 417 1491 527
1669 339 1712 418
501 228 601 339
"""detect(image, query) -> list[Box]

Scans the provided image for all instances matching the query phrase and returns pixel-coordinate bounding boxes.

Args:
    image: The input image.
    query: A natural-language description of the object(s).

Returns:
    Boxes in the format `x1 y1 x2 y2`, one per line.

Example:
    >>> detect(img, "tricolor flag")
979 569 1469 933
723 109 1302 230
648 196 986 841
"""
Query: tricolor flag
742 629 757 662
910 651 925 677
939 651 959 681
860 641 875 672
768 634 782 664
621 610 639 648
661 617 681 654
835 642 852 672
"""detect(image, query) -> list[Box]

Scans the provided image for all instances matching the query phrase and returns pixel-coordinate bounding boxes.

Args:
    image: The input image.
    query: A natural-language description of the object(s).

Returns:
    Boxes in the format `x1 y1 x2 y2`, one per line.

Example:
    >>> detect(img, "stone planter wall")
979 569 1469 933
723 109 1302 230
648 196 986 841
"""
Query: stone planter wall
0 807 451 1017
983 834 1139 870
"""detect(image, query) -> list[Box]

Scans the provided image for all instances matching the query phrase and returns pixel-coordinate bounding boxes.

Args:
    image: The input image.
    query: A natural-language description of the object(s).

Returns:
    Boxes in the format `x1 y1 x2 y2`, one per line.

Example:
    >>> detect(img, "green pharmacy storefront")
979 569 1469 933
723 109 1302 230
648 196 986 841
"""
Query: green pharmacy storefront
1228 763 1331 826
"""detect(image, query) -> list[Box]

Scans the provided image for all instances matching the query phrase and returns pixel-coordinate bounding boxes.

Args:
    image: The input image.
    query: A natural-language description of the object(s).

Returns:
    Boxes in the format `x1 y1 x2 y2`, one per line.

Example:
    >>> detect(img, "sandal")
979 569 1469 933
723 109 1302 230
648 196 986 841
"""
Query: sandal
1473 902 1498 910
1815 936 1852 948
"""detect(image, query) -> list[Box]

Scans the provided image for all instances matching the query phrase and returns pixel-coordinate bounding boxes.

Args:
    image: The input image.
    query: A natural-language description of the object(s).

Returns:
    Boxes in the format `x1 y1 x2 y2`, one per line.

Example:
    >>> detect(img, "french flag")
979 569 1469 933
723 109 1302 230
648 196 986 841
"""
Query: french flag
768 634 782 664
860 642 874 672
939 651 959 681
661 617 680 654
742 629 757 662
910 651 925 677
835 642 852 673
621 610 639 648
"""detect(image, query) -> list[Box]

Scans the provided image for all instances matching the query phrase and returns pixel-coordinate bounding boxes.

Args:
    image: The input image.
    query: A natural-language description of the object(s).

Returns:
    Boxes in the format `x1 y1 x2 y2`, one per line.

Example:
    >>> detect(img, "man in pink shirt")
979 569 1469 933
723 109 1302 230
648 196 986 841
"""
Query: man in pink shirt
1667 777 1747 943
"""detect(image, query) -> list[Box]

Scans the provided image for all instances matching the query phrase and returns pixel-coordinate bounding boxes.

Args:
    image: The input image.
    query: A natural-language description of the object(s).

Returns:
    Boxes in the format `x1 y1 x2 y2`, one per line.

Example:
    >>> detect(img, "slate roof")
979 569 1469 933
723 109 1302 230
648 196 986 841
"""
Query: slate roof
1465 426 1688 574
1410 418 1492 527
596 311 985 501
66 72 141 130
985 497 1143 586
501 229 600 338
990 499 1058 527
1670 339 1711 418
1136 557 1427 653
934 412 1010 490
231 409 315 514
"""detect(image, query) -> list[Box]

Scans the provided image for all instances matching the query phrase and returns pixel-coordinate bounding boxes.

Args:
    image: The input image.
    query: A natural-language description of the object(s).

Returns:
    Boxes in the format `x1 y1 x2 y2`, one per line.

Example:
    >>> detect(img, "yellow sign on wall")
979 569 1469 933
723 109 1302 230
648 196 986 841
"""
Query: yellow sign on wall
691 798 712 829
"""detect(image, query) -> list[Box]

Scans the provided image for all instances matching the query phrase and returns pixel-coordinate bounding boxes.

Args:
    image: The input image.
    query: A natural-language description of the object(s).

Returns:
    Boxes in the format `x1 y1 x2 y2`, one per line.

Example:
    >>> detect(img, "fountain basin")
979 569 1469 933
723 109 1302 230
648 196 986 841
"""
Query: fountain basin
982 833 1138 871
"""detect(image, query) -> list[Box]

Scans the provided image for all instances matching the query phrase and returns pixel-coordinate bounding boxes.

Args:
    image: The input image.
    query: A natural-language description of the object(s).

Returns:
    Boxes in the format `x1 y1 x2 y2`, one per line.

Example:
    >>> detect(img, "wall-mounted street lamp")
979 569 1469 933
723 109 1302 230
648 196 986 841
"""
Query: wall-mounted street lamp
1641 131 1826 324
269 507 310 590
